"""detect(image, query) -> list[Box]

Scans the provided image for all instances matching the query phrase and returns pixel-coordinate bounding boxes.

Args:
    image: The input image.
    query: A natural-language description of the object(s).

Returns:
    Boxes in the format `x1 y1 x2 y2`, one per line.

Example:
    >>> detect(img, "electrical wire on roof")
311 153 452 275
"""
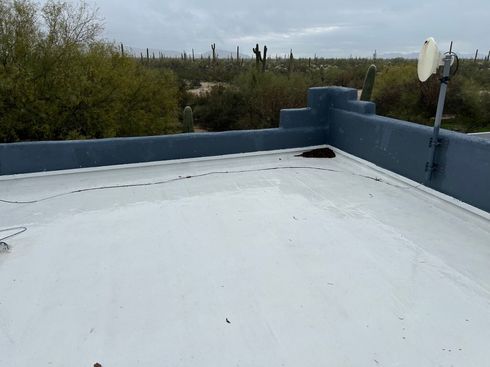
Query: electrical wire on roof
0 166 419 249
0 226 27 251
0 166 419 205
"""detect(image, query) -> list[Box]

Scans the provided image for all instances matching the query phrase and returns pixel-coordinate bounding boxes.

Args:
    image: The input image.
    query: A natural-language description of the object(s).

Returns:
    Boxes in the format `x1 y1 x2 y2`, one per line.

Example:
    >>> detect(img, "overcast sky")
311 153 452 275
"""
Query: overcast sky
80 0 489 57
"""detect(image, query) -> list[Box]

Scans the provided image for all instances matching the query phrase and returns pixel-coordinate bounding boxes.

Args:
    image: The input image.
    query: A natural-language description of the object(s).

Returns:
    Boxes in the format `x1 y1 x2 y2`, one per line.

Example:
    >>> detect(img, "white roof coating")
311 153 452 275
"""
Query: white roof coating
0 146 489 367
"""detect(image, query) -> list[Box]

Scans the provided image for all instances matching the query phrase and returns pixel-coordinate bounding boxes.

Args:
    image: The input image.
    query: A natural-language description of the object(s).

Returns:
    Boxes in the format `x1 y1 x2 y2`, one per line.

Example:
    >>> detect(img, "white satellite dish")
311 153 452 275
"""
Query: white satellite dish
417 37 442 82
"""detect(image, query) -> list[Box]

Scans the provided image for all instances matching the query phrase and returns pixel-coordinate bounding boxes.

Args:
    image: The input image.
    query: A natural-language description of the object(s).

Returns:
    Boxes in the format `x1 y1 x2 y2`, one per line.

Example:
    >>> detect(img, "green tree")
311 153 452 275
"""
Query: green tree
0 0 180 142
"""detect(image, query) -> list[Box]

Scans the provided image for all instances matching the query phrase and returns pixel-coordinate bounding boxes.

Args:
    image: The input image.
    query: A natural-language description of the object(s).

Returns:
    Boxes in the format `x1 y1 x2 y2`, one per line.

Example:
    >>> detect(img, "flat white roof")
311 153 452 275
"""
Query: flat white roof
1 147 489 366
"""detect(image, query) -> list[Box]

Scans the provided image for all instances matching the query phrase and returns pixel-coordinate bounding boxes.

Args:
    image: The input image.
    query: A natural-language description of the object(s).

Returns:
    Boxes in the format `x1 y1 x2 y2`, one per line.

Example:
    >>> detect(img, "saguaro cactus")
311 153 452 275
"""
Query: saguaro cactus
211 43 216 63
360 64 377 101
253 44 261 68
262 45 267 72
252 44 267 72
183 106 194 133
288 49 294 78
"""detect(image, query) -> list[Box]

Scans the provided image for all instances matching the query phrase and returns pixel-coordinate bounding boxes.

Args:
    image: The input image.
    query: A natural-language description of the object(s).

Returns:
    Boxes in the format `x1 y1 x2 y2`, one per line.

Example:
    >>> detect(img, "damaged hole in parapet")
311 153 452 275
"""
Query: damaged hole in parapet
295 147 336 158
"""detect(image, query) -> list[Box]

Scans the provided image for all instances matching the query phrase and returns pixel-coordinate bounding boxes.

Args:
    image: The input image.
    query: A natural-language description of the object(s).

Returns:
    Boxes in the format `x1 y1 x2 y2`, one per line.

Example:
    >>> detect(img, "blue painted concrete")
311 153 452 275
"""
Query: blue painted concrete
321 87 490 213
1 86 488 212
0 127 327 175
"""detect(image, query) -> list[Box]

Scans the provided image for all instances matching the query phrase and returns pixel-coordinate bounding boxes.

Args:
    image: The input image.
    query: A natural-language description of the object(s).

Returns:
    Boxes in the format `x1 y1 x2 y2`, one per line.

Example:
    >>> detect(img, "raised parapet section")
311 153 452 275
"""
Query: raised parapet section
278 87 334 129
279 108 312 129
279 86 375 130
309 86 375 115
330 88 375 115
344 100 376 115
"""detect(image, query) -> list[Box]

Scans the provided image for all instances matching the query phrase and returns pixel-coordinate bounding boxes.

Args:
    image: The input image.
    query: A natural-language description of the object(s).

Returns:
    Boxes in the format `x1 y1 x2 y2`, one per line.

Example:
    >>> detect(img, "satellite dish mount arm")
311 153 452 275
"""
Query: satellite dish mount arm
424 52 454 183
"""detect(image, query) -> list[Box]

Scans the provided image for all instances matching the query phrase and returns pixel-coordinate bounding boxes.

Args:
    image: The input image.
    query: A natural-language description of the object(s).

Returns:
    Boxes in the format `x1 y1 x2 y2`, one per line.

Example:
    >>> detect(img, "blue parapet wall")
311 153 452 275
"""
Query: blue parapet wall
0 86 489 212
322 87 490 213
0 127 327 175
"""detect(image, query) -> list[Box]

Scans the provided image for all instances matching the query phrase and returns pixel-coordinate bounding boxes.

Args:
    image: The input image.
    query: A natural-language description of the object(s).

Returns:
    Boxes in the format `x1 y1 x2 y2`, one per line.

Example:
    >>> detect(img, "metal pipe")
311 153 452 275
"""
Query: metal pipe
424 54 453 184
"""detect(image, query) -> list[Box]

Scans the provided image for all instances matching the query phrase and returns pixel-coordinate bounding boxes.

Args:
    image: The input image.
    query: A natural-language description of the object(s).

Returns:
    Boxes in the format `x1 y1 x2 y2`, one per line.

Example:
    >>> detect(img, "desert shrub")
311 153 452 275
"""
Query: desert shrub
0 0 180 142
192 85 247 131
2 1 490 140
234 71 308 129
192 70 308 131
445 78 490 131
373 64 436 123
372 62 490 131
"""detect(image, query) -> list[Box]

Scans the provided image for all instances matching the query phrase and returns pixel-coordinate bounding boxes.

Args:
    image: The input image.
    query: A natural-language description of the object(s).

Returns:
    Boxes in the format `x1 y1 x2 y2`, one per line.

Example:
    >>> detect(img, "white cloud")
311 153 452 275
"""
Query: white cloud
230 25 343 43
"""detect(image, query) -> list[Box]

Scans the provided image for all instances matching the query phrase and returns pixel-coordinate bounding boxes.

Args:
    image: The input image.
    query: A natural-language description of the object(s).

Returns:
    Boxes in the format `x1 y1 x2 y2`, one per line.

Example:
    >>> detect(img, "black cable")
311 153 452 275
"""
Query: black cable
0 226 27 250
0 167 419 250
0 226 27 241
0 165 414 205
444 52 459 77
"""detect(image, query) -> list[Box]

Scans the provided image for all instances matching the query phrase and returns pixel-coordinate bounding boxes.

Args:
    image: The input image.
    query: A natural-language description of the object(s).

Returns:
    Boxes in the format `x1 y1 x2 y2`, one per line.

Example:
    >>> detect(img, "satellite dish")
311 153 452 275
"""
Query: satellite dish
417 37 442 82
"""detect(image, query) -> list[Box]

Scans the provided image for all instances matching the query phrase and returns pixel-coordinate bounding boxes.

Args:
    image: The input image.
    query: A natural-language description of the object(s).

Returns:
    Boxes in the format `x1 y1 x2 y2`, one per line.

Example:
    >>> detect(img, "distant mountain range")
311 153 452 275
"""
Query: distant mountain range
378 52 418 59
125 47 484 60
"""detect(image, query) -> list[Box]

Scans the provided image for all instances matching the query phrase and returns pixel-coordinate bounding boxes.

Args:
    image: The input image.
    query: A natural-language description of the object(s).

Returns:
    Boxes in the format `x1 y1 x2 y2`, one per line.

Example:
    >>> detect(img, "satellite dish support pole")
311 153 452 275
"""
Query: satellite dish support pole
424 54 452 184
